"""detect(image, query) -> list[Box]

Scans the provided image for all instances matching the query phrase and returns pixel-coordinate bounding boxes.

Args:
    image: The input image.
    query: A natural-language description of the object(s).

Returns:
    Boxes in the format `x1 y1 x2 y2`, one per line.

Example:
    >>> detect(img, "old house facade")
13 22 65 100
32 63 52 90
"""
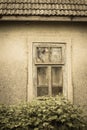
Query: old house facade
0 0 87 115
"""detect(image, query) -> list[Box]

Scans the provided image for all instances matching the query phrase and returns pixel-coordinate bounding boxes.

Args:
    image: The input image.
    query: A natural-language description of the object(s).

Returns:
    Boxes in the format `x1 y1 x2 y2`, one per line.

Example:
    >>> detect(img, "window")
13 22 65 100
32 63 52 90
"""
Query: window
33 43 65 97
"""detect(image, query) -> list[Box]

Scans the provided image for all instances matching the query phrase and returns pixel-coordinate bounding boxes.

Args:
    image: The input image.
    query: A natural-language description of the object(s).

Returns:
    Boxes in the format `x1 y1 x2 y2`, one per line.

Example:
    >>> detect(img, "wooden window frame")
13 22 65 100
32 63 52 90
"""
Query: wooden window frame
33 42 66 97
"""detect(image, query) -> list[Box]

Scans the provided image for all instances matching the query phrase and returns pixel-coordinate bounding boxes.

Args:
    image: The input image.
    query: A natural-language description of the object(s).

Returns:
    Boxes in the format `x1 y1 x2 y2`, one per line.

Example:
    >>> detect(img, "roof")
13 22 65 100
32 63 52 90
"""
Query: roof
0 0 87 17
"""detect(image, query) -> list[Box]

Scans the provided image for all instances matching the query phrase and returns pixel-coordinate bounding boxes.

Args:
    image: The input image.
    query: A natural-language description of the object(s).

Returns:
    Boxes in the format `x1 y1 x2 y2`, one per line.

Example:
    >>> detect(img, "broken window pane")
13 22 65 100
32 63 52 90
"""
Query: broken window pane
36 47 49 63
36 46 62 64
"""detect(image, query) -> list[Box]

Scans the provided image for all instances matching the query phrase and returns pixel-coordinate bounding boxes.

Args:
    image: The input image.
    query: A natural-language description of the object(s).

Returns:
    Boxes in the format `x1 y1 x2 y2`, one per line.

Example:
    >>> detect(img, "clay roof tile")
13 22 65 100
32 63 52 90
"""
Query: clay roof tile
0 0 87 16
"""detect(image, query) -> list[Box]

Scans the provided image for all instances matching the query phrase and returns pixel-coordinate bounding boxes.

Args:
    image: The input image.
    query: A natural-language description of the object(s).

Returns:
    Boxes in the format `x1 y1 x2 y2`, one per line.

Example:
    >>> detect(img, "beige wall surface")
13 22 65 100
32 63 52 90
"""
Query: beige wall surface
0 21 87 111
0 22 28 104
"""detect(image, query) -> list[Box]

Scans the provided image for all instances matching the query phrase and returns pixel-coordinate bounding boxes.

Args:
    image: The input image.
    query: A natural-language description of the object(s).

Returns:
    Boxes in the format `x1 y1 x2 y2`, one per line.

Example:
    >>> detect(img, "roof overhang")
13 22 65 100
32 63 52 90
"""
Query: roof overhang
0 16 87 22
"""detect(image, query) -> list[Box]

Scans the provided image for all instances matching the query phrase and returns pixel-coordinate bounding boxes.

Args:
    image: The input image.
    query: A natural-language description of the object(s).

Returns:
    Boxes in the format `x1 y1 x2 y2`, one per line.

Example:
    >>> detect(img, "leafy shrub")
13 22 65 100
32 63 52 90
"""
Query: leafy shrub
0 96 86 130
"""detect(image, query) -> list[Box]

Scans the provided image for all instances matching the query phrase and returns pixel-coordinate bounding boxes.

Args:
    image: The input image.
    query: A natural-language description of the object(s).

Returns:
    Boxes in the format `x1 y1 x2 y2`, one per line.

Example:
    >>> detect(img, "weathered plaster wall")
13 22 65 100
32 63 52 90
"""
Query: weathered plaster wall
71 24 87 114
0 22 87 111
0 22 27 104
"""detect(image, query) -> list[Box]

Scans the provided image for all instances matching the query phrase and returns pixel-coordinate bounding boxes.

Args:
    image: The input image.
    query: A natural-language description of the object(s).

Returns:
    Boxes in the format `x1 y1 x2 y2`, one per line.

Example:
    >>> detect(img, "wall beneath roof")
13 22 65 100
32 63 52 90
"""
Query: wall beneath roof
0 21 87 116
0 22 27 104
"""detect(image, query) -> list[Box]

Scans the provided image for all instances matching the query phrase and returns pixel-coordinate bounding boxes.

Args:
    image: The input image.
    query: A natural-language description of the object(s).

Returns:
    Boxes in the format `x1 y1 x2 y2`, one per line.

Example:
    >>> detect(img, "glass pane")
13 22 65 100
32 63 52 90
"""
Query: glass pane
52 87 62 96
37 67 48 86
50 47 62 63
52 67 63 87
36 47 49 63
52 67 63 95
37 87 48 96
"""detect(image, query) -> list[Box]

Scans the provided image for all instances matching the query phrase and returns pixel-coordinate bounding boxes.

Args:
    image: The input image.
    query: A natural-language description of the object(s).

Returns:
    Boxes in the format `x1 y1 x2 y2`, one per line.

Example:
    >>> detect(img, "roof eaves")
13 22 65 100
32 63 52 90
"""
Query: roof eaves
0 15 87 22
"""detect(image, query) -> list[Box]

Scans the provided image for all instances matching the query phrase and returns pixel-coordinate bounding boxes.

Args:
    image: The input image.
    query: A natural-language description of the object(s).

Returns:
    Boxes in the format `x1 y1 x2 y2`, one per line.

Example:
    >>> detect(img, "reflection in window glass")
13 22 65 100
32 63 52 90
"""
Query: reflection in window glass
50 47 62 62
52 67 63 95
36 47 49 63
37 67 48 86
37 87 48 96
36 47 62 63
52 67 63 87
52 87 62 96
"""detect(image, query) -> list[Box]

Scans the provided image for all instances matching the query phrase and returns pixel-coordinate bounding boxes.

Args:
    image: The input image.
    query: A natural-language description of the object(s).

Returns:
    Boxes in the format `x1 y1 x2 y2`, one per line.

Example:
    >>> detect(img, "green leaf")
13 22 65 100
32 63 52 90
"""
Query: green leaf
34 128 39 130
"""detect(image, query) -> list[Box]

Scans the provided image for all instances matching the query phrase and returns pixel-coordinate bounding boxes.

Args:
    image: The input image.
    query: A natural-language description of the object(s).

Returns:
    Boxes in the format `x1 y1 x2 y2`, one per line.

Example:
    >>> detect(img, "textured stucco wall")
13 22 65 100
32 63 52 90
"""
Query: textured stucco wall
0 21 87 112
0 22 27 104
72 24 87 114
